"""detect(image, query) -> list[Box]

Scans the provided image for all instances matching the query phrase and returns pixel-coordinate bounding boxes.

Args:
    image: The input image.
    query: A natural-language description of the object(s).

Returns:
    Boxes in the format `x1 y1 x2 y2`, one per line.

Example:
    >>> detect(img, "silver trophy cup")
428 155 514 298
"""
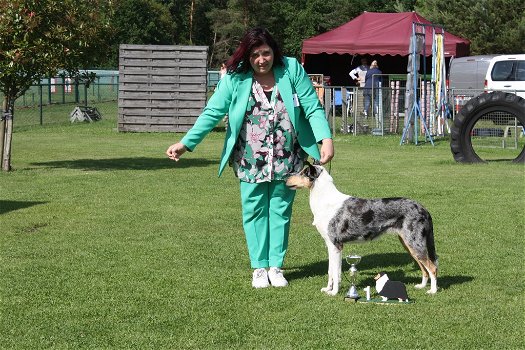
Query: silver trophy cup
345 255 361 300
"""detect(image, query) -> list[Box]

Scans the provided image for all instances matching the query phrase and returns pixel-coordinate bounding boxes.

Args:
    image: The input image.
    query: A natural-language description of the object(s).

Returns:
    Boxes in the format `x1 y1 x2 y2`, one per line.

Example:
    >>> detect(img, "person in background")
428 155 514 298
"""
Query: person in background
362 60 382 118
349 57 368 88
219 62 227 79
348 58 368 132
166 27 333 289
218 62 228 123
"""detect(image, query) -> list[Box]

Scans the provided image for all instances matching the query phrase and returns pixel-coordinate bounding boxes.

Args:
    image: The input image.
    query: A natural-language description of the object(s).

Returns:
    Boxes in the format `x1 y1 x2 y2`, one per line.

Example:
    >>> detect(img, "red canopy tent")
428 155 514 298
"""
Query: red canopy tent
301 12 470 85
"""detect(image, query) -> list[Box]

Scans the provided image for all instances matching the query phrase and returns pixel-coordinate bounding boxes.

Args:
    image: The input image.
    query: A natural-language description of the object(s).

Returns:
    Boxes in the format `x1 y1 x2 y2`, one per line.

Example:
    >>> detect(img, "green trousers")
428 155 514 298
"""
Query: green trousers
240 180 296 269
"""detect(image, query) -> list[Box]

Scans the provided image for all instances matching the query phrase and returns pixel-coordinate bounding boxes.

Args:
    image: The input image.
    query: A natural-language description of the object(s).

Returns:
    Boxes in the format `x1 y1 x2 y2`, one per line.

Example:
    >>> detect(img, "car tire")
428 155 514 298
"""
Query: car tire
450 91 525 163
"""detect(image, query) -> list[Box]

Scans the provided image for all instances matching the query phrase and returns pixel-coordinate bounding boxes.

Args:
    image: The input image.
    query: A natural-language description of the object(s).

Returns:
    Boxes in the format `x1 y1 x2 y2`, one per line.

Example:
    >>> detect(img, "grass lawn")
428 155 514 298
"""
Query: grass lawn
1 113 524 349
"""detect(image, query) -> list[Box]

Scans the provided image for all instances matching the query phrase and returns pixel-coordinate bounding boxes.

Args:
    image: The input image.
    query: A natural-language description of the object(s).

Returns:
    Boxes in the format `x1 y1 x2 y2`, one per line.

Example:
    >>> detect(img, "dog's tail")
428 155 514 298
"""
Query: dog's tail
426 214 438 263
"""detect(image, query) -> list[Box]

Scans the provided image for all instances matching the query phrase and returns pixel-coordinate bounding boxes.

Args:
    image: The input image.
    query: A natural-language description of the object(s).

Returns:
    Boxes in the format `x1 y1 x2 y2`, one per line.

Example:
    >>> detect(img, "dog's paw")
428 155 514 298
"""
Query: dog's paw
321 287 332 293
327 289 338 296
427 288 438 294
414 283 426 289
321 288 338 296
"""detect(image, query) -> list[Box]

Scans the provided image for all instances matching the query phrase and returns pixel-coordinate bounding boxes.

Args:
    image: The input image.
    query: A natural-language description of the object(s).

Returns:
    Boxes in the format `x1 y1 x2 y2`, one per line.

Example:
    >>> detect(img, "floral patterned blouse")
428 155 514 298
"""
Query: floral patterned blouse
231 80 305 183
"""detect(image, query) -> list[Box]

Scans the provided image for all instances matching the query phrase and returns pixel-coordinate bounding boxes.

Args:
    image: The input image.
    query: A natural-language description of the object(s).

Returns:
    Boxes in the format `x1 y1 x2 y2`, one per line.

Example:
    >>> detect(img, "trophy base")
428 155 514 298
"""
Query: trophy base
344 296 361 302
344 285 359 301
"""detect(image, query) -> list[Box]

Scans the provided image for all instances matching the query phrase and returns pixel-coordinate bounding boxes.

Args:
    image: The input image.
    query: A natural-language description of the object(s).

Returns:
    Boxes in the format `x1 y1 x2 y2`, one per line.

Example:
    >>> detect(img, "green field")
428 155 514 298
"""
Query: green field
1 112 524 349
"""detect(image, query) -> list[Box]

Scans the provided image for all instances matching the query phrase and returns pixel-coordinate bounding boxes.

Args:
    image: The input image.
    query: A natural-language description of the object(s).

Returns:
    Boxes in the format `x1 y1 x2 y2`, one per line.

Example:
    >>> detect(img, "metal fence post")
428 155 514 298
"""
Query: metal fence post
47 78 52 105
75 80 79 104
84 83 88 107
39 83 43 125
61 77 66 104
97 77 101 101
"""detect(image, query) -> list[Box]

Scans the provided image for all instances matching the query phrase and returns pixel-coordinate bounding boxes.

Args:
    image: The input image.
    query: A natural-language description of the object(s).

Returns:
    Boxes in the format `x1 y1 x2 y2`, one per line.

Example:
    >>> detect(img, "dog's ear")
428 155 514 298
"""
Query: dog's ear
298 161 310 176
305 162 322 180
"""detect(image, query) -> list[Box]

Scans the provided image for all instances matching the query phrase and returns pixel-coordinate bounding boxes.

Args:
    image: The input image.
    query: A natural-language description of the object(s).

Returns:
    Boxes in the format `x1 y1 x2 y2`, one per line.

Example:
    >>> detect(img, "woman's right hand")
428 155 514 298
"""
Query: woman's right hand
166 142 187 161
319 138 334 165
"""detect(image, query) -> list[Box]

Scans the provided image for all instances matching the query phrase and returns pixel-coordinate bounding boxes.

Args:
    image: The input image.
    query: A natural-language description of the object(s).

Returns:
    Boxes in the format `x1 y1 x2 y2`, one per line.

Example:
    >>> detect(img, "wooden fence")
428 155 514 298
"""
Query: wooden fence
118 44 208 132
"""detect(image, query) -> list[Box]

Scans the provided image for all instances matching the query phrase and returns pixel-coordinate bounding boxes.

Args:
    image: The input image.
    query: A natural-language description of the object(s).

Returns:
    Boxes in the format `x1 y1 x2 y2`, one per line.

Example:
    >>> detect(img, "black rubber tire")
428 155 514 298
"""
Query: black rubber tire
450 91 525 163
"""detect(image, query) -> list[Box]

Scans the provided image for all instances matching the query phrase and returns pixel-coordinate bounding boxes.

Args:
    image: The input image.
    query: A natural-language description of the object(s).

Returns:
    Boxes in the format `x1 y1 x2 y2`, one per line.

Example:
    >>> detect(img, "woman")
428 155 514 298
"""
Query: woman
363 60 382 118
166 28 333 288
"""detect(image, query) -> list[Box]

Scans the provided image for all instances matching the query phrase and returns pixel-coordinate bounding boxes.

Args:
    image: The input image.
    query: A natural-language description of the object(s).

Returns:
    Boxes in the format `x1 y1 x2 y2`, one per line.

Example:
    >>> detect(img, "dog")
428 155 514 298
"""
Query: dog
286 163 438 296
374 272 409 302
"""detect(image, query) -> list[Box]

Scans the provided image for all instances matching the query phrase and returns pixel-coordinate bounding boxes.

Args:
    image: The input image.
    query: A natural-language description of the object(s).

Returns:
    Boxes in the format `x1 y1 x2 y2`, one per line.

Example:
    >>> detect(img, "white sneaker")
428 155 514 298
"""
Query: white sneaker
268 267 288 287
252 268 270 288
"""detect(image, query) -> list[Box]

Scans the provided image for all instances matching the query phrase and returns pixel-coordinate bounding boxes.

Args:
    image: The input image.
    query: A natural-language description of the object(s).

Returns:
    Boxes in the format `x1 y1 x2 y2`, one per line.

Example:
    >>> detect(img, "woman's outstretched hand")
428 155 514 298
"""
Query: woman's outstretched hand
166 142 187 161
319 138 334 165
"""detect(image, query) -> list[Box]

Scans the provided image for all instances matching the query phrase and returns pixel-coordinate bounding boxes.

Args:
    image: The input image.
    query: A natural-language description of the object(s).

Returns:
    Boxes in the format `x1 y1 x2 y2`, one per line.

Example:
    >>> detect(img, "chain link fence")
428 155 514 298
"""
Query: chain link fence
320 82 522 147
2 74 118 130
5 71 523 155
320 81 414 136
5 70 224 130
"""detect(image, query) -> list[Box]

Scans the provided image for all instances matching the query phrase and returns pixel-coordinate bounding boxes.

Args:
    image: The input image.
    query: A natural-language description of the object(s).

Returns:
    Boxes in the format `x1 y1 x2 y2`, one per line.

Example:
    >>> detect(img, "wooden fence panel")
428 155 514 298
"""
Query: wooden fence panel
118 44 208 132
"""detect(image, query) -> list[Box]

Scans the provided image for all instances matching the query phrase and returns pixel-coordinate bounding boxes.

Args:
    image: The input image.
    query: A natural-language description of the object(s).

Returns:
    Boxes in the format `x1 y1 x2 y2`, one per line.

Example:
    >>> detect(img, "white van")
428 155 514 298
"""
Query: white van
448 55 497 113
484 54 525 99
449 55 497 91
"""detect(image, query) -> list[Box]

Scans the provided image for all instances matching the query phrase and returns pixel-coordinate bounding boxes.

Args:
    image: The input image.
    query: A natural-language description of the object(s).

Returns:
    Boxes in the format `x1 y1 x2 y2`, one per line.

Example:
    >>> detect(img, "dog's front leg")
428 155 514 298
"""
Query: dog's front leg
329 243 342 296
322 240 342 296
320 241 334 294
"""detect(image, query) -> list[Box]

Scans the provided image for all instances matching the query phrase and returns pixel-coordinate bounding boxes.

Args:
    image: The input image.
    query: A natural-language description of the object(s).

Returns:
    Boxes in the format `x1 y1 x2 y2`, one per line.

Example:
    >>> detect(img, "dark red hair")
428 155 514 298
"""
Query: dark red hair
226 27 284 74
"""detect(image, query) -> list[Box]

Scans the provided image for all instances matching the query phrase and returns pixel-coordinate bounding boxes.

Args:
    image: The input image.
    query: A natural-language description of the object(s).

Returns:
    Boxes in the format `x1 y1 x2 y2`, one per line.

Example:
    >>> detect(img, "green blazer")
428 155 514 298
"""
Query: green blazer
181 57 332 176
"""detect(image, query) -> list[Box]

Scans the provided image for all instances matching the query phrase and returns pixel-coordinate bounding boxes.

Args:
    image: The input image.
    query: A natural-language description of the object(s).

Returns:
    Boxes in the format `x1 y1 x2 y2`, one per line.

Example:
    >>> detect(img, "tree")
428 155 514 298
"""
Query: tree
205 0 299 67
416 0 525 54
104 0 421 69
105 0 175 67
160 0 215 45
0 0 114 171
206 1 247 67
279 0 366 58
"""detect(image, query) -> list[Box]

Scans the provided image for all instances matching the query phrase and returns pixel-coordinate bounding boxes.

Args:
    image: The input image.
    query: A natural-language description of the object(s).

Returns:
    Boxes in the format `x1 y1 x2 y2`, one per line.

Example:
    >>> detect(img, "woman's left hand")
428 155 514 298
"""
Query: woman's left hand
319 138 334 165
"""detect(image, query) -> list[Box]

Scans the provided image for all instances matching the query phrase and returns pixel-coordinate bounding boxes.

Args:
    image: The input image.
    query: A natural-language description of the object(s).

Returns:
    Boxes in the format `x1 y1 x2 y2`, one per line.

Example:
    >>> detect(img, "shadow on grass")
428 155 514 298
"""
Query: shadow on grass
286 252 413 281
0 200 47 215
30 157 216 171
287 252 473 290
484 158 523 163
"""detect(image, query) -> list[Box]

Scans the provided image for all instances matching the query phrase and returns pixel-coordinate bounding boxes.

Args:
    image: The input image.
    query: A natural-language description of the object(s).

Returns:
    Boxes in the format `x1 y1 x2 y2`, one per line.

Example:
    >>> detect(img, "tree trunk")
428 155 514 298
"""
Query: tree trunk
243 0 249 27
1 96 14 172
209 31 217 67
189 0 194 44
0 96 6 166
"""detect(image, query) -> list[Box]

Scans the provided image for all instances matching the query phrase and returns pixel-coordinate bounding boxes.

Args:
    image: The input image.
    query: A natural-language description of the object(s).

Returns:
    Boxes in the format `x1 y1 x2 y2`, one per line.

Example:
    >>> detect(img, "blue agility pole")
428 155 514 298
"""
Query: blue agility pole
400 22 434 146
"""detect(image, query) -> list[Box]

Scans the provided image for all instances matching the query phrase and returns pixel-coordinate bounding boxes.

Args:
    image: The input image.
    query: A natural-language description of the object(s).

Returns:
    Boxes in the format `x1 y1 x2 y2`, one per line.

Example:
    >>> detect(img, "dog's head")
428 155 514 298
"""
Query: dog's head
286 161 325 190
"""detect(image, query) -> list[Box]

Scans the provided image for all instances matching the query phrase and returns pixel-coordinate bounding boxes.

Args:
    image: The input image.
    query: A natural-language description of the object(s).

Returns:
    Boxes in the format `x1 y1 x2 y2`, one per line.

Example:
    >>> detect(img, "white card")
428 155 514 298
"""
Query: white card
292 93 300 107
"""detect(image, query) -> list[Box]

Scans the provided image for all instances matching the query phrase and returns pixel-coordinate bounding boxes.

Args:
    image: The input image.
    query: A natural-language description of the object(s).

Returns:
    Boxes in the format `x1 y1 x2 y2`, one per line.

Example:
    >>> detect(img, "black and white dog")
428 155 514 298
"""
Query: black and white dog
286 163 438 296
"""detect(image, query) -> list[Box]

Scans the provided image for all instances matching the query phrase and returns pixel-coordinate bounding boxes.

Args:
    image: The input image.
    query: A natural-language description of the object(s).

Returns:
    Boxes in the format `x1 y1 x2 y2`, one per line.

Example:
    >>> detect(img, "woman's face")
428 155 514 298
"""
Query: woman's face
249 44 274 76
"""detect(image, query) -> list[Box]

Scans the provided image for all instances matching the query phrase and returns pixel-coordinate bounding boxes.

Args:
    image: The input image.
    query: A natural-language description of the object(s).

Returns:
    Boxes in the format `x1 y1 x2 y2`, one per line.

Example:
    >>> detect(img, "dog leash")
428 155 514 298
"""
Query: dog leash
312 158 332 174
